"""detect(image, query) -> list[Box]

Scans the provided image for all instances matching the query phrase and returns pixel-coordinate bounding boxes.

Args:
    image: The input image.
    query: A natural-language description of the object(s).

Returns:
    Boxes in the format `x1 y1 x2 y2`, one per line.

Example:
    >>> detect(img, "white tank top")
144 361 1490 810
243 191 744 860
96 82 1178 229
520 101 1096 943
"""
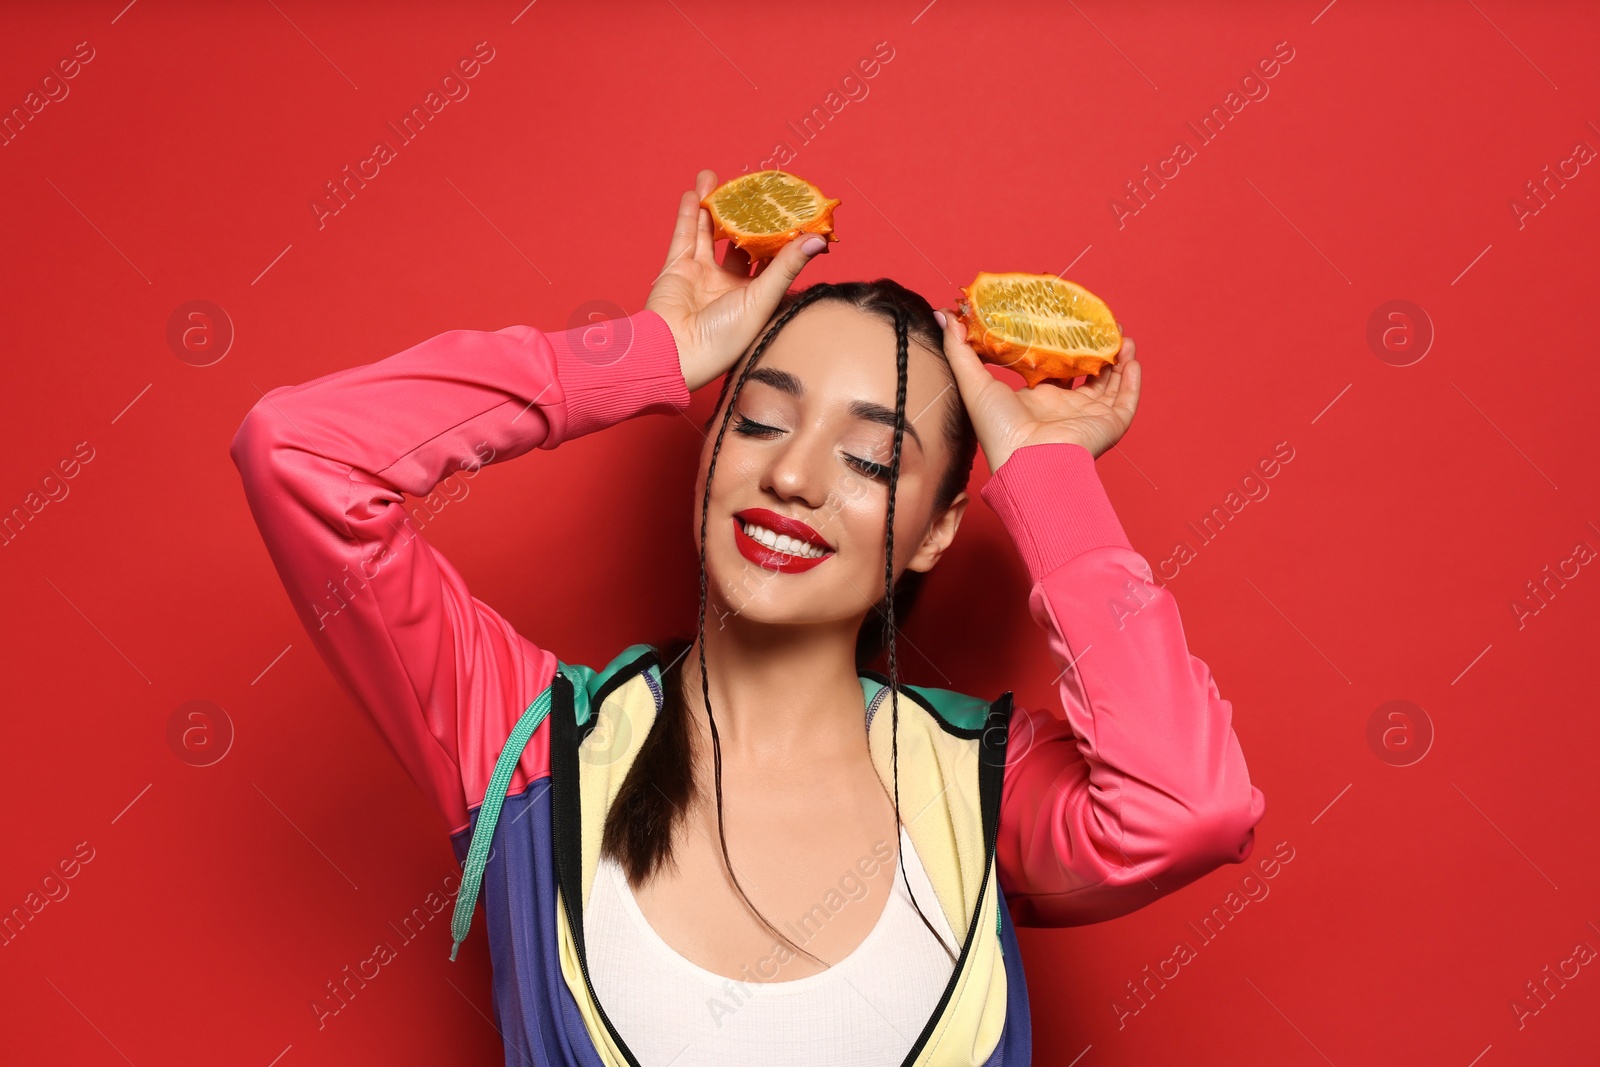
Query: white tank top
585 825 959 1065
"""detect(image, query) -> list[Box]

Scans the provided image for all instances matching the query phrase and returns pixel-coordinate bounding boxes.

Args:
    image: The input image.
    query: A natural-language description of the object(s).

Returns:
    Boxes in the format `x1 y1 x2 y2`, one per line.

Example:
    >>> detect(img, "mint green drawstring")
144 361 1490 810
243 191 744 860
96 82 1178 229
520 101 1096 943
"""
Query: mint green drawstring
449 684 555 961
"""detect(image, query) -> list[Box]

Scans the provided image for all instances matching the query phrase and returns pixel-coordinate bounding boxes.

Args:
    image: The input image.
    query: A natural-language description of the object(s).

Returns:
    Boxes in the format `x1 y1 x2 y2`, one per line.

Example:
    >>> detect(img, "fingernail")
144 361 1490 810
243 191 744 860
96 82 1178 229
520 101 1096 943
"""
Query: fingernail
933 310 947 328
801 236 826 256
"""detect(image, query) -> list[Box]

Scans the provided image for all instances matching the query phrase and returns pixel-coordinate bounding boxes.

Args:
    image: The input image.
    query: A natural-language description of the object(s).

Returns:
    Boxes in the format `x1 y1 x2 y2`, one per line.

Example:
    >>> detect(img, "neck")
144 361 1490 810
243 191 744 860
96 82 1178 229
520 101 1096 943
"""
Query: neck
673 609 872 766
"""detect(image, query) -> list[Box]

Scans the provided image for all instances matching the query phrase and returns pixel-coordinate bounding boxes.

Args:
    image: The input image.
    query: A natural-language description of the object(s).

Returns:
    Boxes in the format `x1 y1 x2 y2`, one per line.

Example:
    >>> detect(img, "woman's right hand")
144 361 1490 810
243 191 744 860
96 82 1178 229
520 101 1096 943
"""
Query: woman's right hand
646 168 831 393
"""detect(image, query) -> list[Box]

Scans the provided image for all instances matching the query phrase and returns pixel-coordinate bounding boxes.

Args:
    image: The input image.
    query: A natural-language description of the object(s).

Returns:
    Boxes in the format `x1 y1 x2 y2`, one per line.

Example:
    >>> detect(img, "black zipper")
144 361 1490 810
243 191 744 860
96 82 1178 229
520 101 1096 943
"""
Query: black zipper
894 690 1011 1065
896 820 1001 1064
559 870 643 1067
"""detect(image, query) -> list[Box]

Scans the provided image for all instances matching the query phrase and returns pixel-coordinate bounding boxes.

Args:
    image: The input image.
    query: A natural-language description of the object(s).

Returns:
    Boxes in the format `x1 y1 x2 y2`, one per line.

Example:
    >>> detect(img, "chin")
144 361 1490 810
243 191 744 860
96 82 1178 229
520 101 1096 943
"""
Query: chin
706 555 855 629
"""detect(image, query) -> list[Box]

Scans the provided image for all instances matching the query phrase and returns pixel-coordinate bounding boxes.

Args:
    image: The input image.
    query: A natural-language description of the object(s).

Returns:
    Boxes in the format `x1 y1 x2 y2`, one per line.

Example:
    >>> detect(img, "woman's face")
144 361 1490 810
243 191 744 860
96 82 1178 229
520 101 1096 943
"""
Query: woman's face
693 301 969 629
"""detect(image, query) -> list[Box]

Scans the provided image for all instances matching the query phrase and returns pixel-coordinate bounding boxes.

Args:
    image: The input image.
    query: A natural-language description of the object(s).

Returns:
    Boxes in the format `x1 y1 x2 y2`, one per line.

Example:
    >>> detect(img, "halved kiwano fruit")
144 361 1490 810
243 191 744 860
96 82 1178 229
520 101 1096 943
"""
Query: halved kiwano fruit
701 170 841 261
956 272 1122 388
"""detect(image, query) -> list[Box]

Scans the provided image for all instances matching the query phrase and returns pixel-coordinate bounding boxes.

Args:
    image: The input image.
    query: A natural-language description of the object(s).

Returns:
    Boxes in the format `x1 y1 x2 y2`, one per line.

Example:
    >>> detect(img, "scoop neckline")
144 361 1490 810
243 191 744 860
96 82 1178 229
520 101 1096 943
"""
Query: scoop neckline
594 825 915 995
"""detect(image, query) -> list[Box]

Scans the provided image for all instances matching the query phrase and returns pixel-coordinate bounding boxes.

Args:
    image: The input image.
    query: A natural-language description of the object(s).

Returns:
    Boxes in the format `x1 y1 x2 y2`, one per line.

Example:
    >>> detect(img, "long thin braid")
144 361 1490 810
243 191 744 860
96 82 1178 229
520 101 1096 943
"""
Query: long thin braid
884 308 959 965
696 287 833 968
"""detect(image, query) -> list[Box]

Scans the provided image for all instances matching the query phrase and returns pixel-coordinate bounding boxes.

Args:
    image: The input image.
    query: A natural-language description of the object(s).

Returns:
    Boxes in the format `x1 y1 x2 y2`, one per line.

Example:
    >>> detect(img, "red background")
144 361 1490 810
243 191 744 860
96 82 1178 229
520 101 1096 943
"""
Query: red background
3 1 1598 1064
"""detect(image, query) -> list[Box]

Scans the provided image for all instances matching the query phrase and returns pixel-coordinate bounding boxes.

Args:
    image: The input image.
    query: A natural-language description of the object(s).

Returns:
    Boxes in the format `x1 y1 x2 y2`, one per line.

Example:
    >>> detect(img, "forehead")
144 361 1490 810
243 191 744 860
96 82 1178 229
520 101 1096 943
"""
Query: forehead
752 301 953 425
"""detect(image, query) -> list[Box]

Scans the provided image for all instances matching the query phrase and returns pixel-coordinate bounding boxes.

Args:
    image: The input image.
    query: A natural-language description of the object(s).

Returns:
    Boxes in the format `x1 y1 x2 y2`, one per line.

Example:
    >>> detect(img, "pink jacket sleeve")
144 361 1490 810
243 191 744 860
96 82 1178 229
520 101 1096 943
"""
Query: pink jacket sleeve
229 309 691 838
983 442 1266 927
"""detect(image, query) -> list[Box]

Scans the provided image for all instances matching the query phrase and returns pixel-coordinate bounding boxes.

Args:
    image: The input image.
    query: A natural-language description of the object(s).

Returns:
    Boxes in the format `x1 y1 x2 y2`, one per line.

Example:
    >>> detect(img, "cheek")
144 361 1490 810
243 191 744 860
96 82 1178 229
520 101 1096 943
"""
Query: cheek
784 475 919 566
807 471 876 542
691 442 775 550
828 487 903 578
876 485 937 567
690 437 742 519
689 462 708 541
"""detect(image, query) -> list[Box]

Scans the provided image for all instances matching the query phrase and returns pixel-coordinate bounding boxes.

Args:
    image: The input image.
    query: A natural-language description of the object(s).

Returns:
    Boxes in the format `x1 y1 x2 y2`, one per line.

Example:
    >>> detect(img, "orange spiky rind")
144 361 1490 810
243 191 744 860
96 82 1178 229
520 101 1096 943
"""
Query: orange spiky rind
701 169 841 261
955 271 1122 388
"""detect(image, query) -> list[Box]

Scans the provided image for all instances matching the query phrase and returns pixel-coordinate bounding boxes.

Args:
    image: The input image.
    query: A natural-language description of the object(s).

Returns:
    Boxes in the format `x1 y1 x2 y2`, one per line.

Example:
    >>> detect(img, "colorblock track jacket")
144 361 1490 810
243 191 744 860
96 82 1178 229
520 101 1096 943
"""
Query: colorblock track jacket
229 307 1267 1066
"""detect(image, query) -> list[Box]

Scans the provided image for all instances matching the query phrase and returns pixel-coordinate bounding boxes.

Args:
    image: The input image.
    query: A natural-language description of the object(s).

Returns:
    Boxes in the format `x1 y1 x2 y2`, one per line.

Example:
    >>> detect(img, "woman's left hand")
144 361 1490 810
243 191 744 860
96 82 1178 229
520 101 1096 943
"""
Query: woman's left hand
935 308 1141 471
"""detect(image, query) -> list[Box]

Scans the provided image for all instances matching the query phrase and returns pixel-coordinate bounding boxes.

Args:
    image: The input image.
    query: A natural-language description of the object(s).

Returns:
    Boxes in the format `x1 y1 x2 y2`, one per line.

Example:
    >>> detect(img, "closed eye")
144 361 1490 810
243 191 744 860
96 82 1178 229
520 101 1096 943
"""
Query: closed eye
847 454 890 481
731 414 782 438
732 415 891 482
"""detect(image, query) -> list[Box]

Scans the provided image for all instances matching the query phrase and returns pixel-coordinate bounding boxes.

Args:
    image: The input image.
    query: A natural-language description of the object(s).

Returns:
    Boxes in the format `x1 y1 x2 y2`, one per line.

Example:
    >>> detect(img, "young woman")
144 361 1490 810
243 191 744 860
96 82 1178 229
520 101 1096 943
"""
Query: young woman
231 168 1265 1067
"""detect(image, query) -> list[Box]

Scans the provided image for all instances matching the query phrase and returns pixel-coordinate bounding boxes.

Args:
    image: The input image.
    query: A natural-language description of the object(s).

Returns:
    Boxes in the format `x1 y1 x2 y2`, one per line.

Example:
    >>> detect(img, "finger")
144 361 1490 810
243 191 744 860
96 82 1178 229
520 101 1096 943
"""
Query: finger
695 206 714 261
1075 366 1111 397
746 232 828 312
694 169 718 261
663 188 701 270
1081 336 1134 399
1111 345 1141 422
933 308 997 407
1091 361 1122 406
1102 339 1133 403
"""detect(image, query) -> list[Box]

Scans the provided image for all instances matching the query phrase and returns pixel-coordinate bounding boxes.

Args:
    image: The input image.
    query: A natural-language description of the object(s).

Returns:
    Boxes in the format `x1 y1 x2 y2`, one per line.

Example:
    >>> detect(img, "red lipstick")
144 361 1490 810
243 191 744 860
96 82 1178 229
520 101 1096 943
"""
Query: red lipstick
732 508 835 574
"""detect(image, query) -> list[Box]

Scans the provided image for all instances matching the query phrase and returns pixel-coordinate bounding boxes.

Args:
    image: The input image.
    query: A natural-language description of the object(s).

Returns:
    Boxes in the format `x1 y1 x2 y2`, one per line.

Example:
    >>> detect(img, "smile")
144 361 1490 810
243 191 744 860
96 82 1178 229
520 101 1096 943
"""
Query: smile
732 508 835 574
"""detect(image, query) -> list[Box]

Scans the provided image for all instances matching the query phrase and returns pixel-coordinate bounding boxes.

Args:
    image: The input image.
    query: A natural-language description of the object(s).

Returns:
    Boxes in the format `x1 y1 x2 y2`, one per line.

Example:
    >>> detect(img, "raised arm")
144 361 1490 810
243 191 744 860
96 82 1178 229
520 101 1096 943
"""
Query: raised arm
980 442 1266 926
932 316 1266 927
229 168 831 838
229 311 691 836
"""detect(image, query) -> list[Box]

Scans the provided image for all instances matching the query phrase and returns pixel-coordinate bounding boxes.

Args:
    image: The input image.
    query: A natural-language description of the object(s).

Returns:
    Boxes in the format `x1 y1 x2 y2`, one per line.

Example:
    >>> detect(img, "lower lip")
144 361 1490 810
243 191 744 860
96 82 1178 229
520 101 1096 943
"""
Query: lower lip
732 518 834 574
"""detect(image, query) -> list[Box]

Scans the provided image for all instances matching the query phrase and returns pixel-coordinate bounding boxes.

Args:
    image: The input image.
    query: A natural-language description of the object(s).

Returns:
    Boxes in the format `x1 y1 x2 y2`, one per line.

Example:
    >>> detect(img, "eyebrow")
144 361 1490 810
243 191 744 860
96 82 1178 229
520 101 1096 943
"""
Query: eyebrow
745 366 924 453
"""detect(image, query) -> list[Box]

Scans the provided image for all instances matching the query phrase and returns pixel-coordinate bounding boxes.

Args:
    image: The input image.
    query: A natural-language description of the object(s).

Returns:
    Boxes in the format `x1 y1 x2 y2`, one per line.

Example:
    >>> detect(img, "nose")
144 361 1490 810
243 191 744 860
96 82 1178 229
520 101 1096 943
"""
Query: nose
758 425 834 512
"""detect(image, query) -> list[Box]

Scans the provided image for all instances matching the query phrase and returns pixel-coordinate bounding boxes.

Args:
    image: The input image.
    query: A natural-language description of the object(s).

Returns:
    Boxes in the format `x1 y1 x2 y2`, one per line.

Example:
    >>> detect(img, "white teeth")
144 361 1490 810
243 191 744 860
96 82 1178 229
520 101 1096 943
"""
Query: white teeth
741 521 829 559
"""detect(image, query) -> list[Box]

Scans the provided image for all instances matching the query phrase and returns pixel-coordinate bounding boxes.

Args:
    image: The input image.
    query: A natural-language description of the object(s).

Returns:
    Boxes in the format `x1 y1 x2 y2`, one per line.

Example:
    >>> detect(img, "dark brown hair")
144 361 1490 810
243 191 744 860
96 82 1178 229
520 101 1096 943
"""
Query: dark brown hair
601 278 979 966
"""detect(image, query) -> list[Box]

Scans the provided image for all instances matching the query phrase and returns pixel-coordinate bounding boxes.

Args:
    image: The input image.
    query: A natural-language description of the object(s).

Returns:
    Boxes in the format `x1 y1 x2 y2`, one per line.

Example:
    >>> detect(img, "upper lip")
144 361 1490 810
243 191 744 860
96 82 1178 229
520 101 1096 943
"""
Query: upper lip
735 508 835 552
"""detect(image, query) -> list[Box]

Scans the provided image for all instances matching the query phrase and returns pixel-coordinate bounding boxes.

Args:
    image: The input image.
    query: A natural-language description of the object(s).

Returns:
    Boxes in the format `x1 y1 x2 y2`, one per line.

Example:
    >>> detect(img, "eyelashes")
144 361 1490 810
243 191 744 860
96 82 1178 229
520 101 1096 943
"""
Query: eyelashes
730 414 781 439
850 455 891 481
731 415 891 482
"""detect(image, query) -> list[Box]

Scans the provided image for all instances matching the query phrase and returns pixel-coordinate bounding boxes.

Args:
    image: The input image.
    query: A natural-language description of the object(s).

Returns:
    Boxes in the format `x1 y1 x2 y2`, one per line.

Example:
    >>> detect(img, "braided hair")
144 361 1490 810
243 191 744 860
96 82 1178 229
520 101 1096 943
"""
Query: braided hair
601 278 980 969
